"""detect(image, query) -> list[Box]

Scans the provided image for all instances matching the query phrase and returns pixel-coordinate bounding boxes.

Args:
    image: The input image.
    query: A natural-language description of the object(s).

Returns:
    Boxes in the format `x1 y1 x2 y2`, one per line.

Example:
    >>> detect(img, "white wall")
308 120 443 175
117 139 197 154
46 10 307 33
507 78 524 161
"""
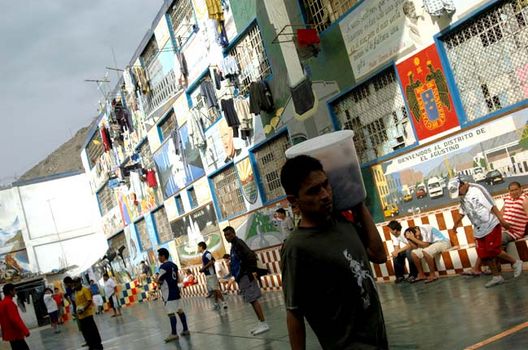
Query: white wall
17 173 107 273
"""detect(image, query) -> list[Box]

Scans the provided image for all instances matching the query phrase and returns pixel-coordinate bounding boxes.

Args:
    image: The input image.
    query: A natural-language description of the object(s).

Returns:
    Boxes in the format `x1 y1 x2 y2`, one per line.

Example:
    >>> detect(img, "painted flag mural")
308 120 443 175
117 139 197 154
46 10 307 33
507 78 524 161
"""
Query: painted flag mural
397 44 459 141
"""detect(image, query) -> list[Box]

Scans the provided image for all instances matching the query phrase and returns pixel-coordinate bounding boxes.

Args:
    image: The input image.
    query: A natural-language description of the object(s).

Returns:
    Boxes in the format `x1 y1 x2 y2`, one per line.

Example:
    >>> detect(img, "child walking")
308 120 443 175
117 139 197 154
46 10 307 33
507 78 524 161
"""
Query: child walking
43 287 61 333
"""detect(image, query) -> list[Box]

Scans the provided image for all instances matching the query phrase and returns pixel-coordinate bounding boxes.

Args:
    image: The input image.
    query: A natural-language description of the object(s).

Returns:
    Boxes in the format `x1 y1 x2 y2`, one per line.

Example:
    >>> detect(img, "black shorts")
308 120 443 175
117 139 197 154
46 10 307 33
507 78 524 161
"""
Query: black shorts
49 310 59 323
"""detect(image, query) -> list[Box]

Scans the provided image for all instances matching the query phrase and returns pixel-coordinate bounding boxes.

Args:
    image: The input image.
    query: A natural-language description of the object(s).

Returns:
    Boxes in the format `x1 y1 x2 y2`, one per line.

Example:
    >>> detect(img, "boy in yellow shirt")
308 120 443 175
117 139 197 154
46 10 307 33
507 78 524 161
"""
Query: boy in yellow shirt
74 278 103 349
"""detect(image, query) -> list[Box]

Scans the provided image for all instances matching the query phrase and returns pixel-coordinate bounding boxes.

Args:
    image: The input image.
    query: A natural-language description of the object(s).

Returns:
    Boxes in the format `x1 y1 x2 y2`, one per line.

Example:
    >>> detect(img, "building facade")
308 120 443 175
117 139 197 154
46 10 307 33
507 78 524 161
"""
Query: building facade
80 0 528 280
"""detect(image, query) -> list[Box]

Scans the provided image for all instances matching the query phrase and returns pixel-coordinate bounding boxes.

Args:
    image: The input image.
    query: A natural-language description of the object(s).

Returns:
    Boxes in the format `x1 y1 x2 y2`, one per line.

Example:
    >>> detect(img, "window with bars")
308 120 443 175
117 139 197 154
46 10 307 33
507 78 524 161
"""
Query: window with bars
229 23 271 94
440 0 528 122
175 195 184 215
138 140 154 168
96 182 117 216
211 165 246 219
158 111 177 141
168 0 196 45
301 0 359 32
153 207 172 243
187 187 198 209
135 218 152 251
141 37 159 69
332 67 415 164
253 133 291 202
86 130 104 168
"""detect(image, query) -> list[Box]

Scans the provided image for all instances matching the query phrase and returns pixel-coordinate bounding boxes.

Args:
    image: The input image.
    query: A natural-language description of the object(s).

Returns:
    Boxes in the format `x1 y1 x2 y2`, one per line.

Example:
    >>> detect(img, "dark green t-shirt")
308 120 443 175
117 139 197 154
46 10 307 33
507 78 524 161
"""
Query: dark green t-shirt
281 220 388 350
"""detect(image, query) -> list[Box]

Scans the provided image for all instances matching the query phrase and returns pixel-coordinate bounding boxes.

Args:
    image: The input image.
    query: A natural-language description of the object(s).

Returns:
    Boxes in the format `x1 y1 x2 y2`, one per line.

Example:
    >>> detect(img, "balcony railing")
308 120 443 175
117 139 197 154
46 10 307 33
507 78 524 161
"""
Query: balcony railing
142 69 182 117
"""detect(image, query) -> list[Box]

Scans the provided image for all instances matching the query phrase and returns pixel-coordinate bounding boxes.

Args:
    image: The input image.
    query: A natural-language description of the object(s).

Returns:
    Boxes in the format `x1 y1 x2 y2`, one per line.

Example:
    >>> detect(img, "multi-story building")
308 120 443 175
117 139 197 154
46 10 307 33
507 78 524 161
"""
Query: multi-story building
79 0 528 281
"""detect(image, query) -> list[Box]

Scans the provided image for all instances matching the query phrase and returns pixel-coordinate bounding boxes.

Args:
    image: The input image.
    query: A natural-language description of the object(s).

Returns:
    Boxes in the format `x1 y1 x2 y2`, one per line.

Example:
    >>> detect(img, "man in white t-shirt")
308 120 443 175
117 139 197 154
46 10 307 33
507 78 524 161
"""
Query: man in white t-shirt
405 224 451 284
275 208 295 237
451 179 522 288
103 273 122 317
387 220 418 283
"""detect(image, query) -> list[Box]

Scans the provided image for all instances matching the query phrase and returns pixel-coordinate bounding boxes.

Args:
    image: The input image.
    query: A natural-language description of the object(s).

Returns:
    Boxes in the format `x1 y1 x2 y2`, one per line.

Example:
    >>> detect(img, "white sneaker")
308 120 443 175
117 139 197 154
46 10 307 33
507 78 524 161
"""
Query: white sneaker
164 334 179 342
512 260 523 278
485 275 505 288
222 302 228 309
251 322 270 335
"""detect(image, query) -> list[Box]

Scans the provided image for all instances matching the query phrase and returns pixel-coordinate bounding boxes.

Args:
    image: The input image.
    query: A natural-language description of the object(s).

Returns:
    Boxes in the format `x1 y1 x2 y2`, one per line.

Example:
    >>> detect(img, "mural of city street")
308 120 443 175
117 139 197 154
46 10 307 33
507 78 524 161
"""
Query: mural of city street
374 108 528 218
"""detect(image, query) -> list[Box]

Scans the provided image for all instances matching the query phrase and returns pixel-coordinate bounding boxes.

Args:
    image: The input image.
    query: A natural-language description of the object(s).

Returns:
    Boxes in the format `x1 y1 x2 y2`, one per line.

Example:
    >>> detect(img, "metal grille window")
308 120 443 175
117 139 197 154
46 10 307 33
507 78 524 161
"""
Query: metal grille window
441 1 528 122
138 140 154 168
96 183 117 216
109 232 128 259
168 0 195 45
332 68 414 164
158 111 177 141
141 37 159 69
153 207 172 243
302 0 359 32
230 24 271 94
135 218 152 251
211 165 246 219
188 187 198 208
253 134 290 202
86 130 104 168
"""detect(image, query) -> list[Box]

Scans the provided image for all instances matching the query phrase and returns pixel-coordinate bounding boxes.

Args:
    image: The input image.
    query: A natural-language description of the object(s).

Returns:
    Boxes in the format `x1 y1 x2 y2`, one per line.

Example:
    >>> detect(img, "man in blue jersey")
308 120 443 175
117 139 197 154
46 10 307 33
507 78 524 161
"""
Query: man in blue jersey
198 242 227 310
156 248 190 342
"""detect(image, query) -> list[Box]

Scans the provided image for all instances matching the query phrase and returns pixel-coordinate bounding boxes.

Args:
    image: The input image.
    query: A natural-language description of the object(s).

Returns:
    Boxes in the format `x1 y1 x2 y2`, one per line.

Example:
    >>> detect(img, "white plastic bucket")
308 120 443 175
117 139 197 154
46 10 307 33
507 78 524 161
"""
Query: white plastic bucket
285 130 366 210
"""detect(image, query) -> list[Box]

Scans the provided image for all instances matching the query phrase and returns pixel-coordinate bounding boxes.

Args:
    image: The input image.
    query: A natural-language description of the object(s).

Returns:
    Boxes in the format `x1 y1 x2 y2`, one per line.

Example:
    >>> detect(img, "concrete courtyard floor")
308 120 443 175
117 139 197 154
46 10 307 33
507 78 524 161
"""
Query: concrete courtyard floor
5 271 528 350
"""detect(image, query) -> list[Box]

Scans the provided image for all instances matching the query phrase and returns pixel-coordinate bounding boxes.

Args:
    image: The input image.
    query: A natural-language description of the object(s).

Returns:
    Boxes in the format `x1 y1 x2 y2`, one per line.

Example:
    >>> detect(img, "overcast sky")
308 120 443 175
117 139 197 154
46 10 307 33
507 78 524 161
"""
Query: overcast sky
0 1 162 185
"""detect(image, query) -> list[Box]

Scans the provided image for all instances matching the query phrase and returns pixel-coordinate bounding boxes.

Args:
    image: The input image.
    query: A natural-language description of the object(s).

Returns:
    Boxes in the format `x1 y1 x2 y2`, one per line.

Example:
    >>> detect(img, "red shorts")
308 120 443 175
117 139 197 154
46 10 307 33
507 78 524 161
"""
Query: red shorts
476 224 502 259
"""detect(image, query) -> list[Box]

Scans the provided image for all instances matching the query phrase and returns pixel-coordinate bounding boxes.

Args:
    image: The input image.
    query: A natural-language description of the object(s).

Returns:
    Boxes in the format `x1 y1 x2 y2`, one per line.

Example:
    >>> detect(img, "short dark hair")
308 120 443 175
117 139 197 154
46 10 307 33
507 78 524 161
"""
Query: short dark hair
158 248 170 259
3 283 15 295
73 277 82 284
223 226 235 234
281 155 324 196
222 254 230 259
508 181 522 189
387 220 402 232
89 280 94 283
44 287 53 294
103 273 109 278
404 227 416 235
275 208 286 215
198 241 207 250
140 260 145 264
63 276 73 284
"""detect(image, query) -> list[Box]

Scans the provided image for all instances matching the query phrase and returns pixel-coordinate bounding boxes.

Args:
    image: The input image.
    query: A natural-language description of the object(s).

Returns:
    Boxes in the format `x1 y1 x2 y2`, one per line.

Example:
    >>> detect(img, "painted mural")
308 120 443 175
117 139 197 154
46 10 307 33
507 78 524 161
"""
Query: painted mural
170 202 225 267
227 199 293 250
235 157 260 209
397 44 459 141
117 185 159 226
0 189 25 255
374 108 528 218
0 249 31 284
153 137 191 199
179 123 206 182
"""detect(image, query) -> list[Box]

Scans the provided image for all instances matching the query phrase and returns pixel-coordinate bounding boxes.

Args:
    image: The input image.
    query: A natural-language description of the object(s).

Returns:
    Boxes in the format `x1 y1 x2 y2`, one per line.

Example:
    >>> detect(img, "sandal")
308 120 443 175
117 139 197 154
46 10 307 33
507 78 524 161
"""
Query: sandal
411 277 426 283
461 271 481 277
406 276 416 283
425 278 439 284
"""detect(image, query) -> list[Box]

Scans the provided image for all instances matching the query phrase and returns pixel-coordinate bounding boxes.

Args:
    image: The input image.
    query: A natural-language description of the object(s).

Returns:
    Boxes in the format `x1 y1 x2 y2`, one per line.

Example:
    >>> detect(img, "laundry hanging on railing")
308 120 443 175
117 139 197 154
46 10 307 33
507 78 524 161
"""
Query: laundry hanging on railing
221 98 240 137
200 79 219 108
249 80 274 114
101 125 113 152
221 55 239 78
189 109 206 149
